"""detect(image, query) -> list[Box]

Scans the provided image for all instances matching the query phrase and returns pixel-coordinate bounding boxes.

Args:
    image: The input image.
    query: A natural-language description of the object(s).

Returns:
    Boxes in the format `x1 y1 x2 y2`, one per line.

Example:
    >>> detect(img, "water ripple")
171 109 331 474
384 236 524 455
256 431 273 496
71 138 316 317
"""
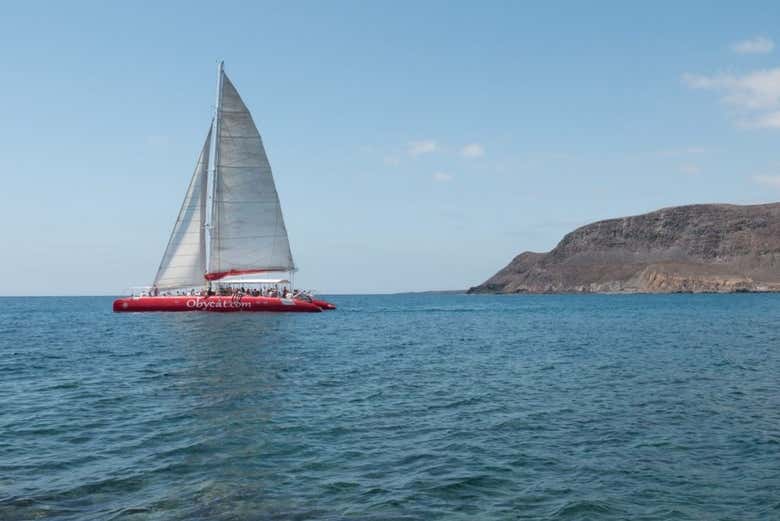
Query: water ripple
1 294 779 520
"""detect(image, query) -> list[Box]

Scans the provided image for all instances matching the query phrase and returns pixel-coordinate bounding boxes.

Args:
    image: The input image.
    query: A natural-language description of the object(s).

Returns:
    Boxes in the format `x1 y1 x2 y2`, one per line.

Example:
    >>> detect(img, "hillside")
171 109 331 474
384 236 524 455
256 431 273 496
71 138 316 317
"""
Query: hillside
468 203 780 294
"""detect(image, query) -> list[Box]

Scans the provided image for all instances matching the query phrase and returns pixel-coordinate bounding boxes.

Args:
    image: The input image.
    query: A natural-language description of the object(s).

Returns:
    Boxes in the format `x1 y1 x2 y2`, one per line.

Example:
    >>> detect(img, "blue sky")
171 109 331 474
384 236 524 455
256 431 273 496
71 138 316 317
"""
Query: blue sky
2 1 780 295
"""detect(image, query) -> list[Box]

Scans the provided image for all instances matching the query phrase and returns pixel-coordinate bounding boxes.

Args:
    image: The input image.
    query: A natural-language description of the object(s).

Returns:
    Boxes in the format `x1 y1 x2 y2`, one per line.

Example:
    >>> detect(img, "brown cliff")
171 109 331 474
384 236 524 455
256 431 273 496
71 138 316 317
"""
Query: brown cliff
469 203 780 294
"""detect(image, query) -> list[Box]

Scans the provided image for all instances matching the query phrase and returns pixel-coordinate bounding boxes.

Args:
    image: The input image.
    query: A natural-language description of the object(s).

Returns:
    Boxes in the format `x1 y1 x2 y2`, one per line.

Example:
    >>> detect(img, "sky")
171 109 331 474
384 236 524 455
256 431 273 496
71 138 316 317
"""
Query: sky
2 1 780 295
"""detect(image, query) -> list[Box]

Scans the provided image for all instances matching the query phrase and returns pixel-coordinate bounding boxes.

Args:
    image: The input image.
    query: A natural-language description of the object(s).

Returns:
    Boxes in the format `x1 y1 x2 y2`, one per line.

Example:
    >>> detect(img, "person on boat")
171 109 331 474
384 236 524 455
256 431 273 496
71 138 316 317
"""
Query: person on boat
294 290 312 303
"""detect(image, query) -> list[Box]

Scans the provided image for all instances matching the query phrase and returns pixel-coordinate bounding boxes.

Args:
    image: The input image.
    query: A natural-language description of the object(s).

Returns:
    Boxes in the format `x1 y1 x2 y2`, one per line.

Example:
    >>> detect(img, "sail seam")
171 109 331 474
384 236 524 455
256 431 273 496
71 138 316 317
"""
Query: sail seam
209 71 294 275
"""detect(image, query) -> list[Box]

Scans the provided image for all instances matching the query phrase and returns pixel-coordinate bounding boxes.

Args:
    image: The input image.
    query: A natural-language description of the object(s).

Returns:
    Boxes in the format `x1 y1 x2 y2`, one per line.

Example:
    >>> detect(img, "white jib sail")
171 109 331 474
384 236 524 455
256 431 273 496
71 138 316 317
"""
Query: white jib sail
153 126 212 289
208 72 295 278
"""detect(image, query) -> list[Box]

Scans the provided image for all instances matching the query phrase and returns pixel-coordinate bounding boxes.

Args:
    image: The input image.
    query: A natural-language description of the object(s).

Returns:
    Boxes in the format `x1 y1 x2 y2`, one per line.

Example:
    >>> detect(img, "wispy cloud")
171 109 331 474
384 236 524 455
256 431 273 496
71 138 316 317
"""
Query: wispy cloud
682 69 780 109
682 67 780 128
658 146 711 157
407 140 438 157
753 174 780 188
432 171 452 182
460 143 485 158
751 110 780 128
679 164 702 176
731 36 775 55
681 146 708 154
383 155 400 166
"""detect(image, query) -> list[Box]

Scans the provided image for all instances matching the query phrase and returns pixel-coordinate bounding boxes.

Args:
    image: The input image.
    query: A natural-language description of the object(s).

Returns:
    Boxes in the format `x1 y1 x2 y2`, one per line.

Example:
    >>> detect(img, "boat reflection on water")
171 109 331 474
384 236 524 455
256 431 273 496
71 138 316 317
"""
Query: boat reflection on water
145 312 303 517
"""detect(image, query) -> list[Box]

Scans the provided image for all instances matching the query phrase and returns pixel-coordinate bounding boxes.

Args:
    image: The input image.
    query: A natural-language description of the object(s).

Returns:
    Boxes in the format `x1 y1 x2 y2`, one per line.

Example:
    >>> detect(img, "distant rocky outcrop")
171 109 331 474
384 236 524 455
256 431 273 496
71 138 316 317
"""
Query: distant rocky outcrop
469 203 780 294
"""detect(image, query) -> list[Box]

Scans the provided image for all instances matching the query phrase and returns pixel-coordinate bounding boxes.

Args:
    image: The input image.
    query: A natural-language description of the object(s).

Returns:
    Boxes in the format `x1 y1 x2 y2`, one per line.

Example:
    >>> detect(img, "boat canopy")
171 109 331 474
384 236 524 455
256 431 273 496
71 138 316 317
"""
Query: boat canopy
217 278 290 285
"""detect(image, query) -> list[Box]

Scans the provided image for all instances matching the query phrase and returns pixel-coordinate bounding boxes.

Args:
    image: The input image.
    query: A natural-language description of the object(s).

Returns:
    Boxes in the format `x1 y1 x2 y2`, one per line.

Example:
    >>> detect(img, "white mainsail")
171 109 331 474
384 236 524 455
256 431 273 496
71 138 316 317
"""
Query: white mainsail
207 69 295 279
153 126 212 289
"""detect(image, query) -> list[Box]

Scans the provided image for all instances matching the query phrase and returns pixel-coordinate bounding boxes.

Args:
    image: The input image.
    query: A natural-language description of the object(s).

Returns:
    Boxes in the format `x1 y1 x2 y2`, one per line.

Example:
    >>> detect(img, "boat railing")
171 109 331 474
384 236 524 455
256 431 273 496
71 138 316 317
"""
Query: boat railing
124 285 317 299
127 286 153 297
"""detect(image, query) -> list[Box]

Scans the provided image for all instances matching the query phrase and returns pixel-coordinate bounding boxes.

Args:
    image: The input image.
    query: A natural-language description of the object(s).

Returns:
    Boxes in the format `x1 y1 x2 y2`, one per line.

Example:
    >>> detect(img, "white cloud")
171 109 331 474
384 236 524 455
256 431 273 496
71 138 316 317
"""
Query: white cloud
432 171 452 182
383 155 400 166
750 110 780 128
731 36 775 55
460 143 485 158
683 69 780 109
753 174 780 188
658 146 710 157
683 67 780 128
407 140 438 157
679 164 702 176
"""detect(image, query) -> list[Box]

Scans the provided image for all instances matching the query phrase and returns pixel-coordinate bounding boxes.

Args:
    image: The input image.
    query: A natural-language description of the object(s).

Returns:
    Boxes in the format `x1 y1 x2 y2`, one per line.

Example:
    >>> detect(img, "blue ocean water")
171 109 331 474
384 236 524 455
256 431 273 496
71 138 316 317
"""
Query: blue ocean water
1 294 779 520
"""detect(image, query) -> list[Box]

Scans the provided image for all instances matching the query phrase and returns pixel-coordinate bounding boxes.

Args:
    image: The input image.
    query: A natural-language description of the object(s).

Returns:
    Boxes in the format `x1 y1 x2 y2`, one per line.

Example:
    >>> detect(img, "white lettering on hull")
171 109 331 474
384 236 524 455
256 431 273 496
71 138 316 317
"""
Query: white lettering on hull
186 299 253 309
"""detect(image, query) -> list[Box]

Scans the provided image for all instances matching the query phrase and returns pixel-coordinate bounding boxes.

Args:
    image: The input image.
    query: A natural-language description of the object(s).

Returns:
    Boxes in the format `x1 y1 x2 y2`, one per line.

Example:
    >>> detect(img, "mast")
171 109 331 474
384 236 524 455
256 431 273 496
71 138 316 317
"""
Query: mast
204 60 224 287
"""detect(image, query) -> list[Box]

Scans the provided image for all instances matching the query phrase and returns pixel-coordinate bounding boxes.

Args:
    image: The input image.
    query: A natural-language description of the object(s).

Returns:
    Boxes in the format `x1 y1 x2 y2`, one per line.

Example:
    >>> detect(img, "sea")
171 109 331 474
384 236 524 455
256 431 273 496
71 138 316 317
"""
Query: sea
1 294 778 520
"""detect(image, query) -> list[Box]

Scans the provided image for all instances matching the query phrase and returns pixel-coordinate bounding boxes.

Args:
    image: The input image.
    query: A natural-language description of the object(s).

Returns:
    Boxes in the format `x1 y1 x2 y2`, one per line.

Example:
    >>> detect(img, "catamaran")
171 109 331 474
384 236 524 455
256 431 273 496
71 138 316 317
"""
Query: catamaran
114 62 334 313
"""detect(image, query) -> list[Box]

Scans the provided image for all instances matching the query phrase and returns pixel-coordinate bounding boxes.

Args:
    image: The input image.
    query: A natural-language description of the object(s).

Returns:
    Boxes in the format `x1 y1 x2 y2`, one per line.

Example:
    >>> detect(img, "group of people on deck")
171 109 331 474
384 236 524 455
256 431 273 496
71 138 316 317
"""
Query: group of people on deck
146 285 312 302
216 286 290 298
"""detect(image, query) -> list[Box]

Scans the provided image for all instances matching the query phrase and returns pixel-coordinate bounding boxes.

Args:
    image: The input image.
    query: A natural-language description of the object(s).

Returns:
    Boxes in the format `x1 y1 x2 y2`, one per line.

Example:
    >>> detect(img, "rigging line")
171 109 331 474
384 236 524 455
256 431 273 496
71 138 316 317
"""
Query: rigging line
215 236 289 241
215 165 270 169
212 200 279 204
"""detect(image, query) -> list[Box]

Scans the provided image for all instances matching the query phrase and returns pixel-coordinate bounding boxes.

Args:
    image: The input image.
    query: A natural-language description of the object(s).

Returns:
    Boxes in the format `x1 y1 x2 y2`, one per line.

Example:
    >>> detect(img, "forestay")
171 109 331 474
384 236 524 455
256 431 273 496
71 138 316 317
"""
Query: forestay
208 71 295 279
153 127 211 289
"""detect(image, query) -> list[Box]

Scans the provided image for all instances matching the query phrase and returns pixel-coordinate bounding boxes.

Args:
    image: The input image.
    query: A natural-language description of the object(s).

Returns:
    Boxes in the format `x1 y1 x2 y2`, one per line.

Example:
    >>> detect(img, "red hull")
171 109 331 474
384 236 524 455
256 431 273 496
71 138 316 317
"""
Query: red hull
310 298 336 310
113 295 324 313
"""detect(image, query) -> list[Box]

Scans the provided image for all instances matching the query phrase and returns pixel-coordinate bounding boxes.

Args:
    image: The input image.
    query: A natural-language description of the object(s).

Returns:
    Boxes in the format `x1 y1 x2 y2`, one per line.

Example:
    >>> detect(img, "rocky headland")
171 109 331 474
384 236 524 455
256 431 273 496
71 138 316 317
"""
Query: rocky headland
469 203 780 294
